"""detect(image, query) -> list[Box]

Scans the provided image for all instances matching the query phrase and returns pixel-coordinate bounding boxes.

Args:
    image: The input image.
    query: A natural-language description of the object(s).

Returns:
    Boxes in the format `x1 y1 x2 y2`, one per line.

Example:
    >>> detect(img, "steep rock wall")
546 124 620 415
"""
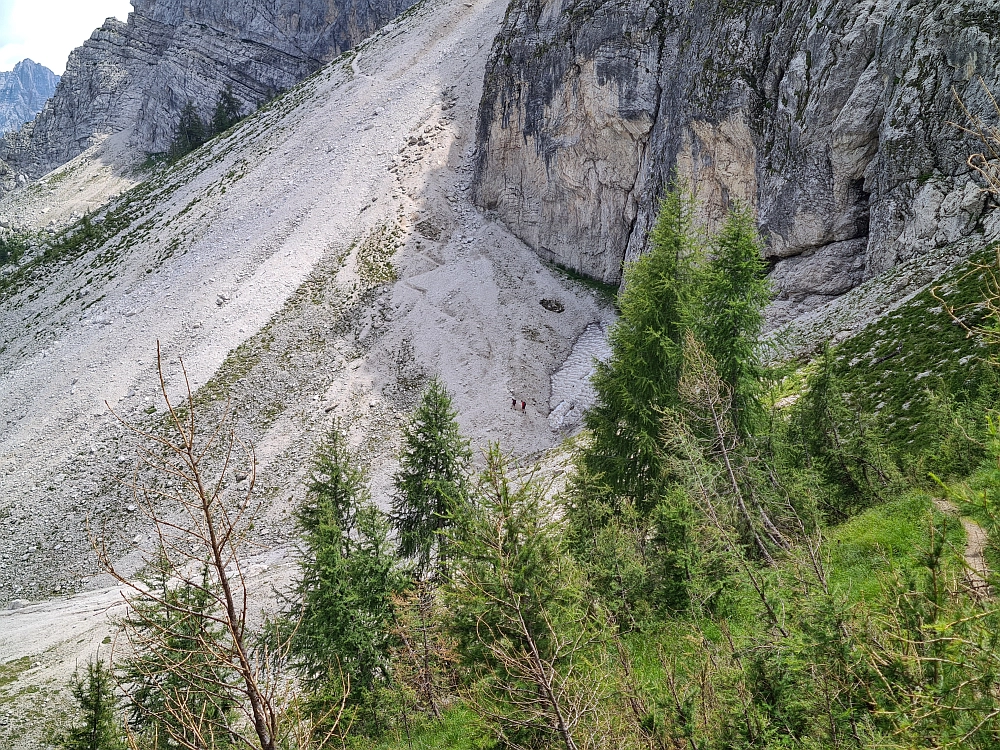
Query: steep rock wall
0 60 59 136
473 0 1000 322
1 0 416 180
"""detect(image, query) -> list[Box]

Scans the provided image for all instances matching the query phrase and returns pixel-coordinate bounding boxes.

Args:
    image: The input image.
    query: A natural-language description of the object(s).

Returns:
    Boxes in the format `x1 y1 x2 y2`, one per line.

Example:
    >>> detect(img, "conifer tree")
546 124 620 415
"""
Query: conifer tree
59 658 123 750
298 420 366 541
170 102 207 160
786 346 896 519
211 87 242 134
98 346 337 750
293 423 408 735
448 447 626 750
579 187 700 514
694 204 772 438
391 377 470 577
118 562 237 750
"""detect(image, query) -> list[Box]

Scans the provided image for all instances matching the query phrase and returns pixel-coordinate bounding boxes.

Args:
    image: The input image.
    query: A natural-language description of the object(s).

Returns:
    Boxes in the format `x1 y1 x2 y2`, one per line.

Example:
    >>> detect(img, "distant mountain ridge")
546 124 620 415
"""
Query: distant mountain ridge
0 0 417 190
0 60 59 136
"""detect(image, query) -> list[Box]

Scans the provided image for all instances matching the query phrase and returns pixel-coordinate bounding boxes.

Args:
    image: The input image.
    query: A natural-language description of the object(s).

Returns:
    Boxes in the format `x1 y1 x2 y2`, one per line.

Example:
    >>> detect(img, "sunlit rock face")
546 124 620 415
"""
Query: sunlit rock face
1 0 417 180
473 0 1000 323
0 60 59 137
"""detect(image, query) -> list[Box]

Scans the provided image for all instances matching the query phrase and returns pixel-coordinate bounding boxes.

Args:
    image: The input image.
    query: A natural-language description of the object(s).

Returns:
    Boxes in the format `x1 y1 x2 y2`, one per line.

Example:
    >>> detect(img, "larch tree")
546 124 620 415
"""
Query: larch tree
292 421 408 737
170 102 207 159
59 658 124 750
578 186 701 515
448 447 634 750
694 204 772 439
211 86 243 134
391 377 470 578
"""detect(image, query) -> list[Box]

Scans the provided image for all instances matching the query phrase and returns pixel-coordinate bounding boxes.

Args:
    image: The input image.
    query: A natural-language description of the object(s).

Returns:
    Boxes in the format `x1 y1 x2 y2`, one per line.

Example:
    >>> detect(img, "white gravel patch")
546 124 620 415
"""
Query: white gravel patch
548 322 612 430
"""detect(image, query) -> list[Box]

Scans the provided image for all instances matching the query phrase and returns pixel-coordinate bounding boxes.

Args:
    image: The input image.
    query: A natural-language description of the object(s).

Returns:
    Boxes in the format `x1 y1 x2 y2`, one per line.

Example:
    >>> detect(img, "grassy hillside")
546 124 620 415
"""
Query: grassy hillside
362 491 966 750
829 244 1000 455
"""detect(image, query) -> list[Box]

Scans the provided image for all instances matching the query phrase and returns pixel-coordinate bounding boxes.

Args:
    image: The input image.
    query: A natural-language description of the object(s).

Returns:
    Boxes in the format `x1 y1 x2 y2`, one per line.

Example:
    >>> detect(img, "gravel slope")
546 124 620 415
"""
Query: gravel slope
0 0 616 739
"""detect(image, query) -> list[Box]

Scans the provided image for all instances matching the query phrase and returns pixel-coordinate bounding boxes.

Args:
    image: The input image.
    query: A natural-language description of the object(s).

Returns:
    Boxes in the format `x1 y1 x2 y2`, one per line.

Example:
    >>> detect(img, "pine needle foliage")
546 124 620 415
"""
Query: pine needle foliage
292 422 409 735
169 88 245 161
391 377 471 577
169 102 208 161
580 187 701 515
58 658 124 750
212 87 243 134
448 446 632 750
117 563 237 750
693 204 772 438
298 419 366 542
570 189 775 621
784 346 898 521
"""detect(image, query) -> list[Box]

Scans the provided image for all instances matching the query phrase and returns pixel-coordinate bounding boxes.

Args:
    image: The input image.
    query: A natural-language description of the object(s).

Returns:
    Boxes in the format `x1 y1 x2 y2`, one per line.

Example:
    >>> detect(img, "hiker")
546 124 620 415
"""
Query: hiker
511 397 517 409
521 400 526 412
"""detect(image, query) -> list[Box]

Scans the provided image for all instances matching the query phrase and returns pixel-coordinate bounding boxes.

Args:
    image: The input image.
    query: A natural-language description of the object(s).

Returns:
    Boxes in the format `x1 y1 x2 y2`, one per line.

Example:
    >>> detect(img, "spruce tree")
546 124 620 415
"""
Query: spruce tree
448 446 622 750
298 420 366 540
785 346 896 519
170 102 207 160
118 562 237 750
59 658 123 750
293 423 408 735
694 204 772 438
579 187 700 514
211 87 242 134
391 377 470 577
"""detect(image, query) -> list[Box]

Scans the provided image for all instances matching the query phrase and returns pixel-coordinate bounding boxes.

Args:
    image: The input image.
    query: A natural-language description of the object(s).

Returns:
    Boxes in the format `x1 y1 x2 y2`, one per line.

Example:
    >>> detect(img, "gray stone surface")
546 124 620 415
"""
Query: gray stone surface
0 60 59 137
473 0 1000 319
0 0 418 183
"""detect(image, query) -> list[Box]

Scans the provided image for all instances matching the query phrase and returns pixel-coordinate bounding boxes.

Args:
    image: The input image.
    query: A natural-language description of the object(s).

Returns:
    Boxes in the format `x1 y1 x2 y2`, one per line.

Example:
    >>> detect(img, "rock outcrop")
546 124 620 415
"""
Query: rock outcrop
0 60 59 136
473 0 1000 323
1 0 418 181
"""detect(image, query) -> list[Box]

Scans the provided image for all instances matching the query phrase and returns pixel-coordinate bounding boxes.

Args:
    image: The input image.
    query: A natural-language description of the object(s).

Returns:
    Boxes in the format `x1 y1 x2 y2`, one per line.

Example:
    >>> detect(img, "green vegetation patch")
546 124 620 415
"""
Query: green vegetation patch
356 220 402 286
546 259 619 304
0 656 31 691
1 203 145 301
371 705 485 750
196 329 275 408
830 244 999 453
824 492 962 603
0 231 30 267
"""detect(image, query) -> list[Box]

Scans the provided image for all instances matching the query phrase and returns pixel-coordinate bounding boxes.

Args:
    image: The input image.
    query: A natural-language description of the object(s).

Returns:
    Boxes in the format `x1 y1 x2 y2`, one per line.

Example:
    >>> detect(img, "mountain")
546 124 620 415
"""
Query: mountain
472 0 1000 325
0 59 59 135
0 0 418 184
5 0 997 327
0 0 606 623
0 0 998 745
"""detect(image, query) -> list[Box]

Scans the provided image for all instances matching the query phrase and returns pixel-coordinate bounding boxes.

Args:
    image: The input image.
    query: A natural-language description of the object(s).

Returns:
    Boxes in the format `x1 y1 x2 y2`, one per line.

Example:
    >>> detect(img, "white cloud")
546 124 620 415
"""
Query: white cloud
0 0 133 74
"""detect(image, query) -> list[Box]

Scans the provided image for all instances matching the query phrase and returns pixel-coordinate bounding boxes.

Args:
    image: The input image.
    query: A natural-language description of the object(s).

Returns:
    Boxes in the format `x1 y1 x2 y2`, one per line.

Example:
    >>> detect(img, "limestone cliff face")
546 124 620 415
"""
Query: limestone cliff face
1 0 416 181
0 60 59 136
473 0 1000 322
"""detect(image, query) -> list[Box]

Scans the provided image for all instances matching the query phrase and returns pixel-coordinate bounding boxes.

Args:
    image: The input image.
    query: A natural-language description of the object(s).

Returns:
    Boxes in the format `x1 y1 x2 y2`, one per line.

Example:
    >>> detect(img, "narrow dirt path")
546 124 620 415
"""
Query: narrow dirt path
933 498 990 596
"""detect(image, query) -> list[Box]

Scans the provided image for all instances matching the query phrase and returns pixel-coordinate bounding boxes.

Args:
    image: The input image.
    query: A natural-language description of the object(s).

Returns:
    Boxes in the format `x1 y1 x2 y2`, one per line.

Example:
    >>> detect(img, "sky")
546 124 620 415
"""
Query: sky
0 0 133 74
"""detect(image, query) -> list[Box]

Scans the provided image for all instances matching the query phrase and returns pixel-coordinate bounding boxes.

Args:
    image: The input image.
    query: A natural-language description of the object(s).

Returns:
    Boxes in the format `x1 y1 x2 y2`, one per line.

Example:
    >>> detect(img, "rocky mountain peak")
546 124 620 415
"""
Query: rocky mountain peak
0 0 418 187
0 59 59 136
